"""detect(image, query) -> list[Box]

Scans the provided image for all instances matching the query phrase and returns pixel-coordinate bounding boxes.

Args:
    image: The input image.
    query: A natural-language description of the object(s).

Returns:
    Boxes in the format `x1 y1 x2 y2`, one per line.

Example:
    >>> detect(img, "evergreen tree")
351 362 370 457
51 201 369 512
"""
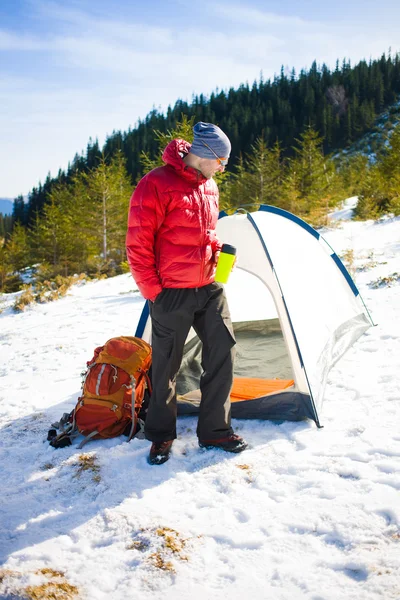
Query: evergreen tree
82 152 133 265
4 222 30 272
12 195 26 225
21 51 400 223
234 139 286 209
32 183 79 273
140 114 195 173
0 214 13 240
222 155 250 212
285 127 336 224
377 121 400 215
291 128 330 211
354 165 387 219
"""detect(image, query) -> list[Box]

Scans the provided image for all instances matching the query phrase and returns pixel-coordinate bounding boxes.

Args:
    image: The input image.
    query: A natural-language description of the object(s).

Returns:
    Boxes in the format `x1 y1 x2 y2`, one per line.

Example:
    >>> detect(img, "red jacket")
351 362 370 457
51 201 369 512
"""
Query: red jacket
126 139 222 302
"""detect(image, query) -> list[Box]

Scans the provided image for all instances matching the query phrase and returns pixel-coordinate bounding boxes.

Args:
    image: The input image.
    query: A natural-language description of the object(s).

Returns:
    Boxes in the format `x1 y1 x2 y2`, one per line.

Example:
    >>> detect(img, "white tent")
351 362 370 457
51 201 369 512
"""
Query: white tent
135 206 373 427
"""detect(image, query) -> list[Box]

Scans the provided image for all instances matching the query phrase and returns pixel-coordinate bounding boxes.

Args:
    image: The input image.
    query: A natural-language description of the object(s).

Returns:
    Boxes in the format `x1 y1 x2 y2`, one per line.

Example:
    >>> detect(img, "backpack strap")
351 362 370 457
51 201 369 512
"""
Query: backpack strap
77 430 100 449
127 375 137 442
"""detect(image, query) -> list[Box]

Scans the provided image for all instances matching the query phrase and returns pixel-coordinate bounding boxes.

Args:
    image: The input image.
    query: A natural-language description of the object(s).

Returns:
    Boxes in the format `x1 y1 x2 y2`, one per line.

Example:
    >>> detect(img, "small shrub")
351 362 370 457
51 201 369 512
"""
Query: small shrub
13 285 36 311
388 194 400 216
2 272 24 293
13 273 89 310
119 260 131 274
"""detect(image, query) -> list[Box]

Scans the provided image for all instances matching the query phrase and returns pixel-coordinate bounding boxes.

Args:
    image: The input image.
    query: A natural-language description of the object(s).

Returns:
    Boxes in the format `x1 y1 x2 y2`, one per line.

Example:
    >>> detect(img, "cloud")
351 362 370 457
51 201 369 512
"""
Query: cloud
213 4 311 28
0 29 49 51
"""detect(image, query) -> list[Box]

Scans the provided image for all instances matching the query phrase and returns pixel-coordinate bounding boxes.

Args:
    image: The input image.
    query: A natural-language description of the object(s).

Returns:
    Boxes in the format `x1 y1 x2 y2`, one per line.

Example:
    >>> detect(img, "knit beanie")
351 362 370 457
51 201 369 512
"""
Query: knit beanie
190 122 231 162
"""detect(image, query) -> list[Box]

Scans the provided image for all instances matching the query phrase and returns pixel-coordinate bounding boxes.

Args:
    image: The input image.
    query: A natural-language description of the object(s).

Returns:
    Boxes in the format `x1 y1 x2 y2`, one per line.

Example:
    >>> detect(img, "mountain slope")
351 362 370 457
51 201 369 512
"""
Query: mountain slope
0 198 13 215
0 214 399 600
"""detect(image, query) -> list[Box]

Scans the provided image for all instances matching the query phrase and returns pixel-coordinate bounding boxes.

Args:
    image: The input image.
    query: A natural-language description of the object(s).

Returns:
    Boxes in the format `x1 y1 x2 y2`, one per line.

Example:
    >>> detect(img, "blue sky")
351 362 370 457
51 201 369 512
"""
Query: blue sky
1 0 400 198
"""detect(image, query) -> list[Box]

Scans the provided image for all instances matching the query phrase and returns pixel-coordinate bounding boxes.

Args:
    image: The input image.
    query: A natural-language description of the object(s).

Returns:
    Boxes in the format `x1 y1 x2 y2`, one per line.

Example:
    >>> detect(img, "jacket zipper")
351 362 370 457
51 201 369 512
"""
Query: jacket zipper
197 189 207 287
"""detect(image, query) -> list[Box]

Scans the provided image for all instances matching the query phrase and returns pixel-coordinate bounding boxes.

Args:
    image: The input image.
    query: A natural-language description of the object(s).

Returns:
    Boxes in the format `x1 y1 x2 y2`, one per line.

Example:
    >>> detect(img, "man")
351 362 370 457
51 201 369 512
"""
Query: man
126 122 248 465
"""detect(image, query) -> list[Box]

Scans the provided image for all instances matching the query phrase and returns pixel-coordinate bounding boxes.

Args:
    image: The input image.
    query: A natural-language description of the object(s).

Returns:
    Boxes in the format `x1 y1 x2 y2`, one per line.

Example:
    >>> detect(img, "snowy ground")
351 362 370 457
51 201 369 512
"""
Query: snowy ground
0 212 399 600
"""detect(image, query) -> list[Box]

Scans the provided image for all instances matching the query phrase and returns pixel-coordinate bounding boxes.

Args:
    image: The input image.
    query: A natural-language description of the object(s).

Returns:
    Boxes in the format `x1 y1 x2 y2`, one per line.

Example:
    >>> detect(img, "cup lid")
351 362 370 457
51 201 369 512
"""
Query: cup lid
221 243 237 255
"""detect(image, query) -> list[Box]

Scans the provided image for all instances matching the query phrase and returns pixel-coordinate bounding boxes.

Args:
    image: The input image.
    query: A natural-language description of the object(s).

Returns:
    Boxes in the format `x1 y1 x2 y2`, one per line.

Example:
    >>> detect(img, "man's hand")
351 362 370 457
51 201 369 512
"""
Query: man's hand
214 250 237 271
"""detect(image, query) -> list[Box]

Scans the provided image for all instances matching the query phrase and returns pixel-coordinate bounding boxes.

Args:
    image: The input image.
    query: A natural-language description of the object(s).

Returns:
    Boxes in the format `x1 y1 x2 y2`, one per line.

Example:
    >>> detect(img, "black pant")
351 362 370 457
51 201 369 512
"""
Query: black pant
145 282 236 443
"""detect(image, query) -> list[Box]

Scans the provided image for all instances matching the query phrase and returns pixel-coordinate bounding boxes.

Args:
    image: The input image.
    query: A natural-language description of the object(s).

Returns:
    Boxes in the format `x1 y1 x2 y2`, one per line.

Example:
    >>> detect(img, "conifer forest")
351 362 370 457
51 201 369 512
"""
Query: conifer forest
1 51 400 293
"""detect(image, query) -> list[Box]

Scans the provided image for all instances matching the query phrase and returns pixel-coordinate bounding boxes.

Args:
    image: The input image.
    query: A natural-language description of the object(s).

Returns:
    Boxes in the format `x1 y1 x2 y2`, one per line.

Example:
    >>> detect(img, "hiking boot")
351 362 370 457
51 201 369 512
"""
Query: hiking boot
148 440 173 465
199 433 248 453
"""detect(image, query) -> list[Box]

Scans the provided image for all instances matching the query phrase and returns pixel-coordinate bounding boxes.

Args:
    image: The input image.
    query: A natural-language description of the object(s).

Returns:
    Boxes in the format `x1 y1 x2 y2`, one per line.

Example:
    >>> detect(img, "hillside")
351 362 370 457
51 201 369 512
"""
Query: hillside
0 210 399 600
338 98 400 160
16 51 400 225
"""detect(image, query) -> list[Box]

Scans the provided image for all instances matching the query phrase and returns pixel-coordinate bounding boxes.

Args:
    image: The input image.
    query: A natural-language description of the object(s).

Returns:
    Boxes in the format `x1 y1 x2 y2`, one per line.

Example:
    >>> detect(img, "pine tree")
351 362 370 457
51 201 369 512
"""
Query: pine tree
140 114 195 174
243 139 286 209
5 222 30 272
0 222 30 292
32 184 78 273
287 127 333 223
82 152 133 266
354 165 388 219
12 195 26 225
224 155 251 212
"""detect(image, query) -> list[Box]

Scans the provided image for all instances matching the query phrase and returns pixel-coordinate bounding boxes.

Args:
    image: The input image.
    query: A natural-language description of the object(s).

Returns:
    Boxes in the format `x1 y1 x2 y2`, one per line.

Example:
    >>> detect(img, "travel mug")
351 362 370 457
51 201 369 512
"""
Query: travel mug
214 243 237 284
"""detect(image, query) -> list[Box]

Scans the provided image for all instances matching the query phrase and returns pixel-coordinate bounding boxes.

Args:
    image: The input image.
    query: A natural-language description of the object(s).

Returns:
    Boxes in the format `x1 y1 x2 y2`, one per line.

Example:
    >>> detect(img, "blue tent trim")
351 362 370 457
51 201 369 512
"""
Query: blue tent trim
258 205 321 239
245 211 320 426
135 299 150 338
330 253 359 297
219 205 364 300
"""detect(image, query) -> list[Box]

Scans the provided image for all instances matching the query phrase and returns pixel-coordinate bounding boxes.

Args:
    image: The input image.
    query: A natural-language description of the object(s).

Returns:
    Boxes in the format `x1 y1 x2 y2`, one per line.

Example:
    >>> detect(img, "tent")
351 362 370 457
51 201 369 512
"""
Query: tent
135 205 374 427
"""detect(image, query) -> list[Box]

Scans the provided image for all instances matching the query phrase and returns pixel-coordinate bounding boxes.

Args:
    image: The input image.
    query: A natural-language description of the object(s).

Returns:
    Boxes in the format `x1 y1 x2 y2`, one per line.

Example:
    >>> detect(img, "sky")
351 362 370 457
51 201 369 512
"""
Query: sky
1 0 400 199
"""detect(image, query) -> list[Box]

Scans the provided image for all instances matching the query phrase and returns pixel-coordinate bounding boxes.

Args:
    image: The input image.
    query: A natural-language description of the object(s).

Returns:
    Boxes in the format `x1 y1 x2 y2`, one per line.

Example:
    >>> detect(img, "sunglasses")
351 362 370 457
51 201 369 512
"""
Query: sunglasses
201 140 228 166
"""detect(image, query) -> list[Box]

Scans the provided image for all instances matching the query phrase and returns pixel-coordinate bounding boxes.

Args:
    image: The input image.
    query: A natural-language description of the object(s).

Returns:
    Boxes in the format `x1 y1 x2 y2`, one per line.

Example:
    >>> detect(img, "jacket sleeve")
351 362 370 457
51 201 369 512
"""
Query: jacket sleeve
211 234 223 254
126 175 165 302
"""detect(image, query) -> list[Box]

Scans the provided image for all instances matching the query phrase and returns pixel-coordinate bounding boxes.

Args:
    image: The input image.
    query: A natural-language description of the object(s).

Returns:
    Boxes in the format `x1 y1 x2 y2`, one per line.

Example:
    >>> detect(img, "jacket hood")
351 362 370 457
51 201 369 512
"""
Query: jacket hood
162 139 207 185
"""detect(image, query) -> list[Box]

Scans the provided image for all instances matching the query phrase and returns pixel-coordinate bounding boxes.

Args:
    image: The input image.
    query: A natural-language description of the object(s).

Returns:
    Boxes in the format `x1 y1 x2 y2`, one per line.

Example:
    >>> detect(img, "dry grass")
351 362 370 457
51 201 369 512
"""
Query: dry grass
41 462 55 470
156 527 187 557
148 552 175 573
236 463 254 483
0 569 14 584
0 568 79 600
127 539 150 552
340 248 356 277
128 526 189 574
26 569 79 600
369 272 400 288
13 273 89 311
13 284 36 312
74 453 101 483
236 463 251 471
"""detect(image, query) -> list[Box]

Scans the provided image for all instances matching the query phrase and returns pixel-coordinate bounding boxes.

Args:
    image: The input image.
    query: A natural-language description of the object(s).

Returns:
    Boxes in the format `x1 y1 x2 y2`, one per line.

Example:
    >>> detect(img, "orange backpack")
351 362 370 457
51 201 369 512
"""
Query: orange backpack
49 336 152 449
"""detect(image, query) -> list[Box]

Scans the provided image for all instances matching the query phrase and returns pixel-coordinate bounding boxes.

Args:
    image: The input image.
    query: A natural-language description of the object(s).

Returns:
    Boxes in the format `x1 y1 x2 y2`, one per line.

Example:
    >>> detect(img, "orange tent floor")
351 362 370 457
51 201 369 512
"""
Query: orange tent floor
230 377 294 402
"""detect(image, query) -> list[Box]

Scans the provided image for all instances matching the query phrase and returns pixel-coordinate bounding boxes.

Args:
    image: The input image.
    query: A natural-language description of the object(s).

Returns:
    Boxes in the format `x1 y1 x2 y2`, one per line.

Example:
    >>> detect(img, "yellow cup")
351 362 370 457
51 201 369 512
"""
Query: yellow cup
215 243 237 284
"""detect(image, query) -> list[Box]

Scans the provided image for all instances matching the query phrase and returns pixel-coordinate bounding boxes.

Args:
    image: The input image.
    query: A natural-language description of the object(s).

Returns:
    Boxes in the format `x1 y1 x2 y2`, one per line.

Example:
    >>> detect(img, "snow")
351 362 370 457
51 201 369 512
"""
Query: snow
327 196 358 222
1 213 400 600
